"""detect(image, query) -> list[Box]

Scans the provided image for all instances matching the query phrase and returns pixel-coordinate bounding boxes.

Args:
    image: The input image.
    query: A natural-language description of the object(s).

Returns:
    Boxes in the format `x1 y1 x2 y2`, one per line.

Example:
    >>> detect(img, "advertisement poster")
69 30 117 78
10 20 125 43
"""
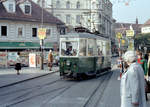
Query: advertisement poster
0 52 7 67
8 52 18 66
20 52 29 66
29 53 36 67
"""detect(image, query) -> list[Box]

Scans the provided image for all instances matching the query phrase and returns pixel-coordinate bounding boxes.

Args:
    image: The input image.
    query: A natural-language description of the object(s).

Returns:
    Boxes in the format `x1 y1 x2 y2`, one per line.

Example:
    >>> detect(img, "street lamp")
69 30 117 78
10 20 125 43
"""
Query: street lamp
40 0 44 70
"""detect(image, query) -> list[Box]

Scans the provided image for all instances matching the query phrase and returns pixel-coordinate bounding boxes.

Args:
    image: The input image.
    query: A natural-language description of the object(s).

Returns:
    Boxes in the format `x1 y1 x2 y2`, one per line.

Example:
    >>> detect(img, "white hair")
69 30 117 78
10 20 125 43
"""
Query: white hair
49 50 52 53
123 51 137 63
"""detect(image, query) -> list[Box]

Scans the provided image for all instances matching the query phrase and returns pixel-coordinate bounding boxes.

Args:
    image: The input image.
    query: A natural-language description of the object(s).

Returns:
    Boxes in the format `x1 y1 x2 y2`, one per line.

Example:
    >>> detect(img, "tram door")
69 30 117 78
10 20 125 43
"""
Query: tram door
97 40 104 70
87 38 97 73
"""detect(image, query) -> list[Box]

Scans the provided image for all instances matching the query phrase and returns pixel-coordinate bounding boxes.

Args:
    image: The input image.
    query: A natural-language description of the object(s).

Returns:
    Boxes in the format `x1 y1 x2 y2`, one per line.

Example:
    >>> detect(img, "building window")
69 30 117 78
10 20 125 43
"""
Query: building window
76 1 80 9
1 26 7 36
76 15 81 24
56 14 61 19
60 28 65 35
18 27 23 37
66 1 70 9
66 15 71 24
92 2 96 9
46 29 51 36
32 28 37 37
56 0 60 8
9 4 13 12
25 5 30 14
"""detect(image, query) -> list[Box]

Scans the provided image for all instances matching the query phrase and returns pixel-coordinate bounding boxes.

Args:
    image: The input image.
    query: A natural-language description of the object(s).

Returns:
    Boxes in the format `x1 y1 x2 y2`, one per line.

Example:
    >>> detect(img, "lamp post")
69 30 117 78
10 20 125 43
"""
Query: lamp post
40 0 44 70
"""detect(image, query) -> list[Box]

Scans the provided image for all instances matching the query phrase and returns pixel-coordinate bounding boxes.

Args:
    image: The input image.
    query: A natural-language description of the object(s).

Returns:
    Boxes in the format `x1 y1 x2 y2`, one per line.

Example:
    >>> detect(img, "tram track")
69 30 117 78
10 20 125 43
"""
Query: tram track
5 82 78 107
0 72 61 97
83 72 113 107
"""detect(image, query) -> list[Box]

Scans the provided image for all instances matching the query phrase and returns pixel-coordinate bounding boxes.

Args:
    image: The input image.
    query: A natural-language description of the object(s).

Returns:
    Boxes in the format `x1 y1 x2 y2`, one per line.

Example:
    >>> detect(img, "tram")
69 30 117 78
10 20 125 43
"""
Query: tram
59 32 111 79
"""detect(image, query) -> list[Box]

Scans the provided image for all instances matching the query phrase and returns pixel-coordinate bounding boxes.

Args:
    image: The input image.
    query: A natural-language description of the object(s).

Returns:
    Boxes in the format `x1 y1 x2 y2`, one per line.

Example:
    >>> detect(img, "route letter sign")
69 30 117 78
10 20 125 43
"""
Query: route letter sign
116 32 122 39
38 28 46 40
126 30 134 37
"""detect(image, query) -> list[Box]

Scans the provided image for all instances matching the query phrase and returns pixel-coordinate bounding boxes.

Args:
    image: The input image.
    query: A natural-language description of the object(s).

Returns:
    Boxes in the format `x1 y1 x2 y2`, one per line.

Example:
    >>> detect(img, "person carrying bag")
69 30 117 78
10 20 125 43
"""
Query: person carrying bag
15 52 21 75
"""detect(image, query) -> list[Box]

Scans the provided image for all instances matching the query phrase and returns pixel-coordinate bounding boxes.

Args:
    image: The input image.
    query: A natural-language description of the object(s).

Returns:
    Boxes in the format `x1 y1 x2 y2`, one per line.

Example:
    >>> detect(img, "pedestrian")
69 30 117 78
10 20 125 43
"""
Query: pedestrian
15 52 21 75
117 56 124 80
137 52 144 65
137 52 148 77
48 50 53 71
120 51 147 107
147 53 150 81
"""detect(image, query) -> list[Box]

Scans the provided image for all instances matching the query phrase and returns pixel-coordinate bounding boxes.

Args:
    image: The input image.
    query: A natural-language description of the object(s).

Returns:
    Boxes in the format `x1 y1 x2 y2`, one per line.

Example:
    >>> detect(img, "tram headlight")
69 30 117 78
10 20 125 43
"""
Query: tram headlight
66 60 70 66
73 64 77 68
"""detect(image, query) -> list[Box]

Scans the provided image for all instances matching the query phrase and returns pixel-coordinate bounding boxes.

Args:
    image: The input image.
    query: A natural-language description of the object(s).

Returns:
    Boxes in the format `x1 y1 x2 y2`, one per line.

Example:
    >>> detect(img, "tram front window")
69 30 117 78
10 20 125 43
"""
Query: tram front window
61 41 78 56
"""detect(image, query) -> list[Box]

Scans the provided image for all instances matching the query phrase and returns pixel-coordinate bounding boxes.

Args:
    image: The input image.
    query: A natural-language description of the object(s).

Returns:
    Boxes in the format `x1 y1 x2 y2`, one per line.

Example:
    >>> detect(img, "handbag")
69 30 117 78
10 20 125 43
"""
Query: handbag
145 79 150 93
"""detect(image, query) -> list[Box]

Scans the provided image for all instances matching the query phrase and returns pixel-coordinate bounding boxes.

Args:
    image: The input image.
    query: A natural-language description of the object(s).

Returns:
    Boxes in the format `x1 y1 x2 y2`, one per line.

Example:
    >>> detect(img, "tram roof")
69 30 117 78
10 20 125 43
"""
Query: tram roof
60 33 108 40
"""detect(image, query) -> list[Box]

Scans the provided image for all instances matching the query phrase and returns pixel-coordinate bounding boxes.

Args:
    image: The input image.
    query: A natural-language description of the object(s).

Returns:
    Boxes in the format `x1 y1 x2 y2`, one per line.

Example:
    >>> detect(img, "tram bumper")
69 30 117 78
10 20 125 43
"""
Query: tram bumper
59 58 79 78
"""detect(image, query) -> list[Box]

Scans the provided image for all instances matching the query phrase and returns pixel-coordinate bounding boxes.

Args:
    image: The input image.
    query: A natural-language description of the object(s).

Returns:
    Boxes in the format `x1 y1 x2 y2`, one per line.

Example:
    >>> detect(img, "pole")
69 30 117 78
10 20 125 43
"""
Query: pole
118 38 121 57
40 0 44 70
40 39 44 70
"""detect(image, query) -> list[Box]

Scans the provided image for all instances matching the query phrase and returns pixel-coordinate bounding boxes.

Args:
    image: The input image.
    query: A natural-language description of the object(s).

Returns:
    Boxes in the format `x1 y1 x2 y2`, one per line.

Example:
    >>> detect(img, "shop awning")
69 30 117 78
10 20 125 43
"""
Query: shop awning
0 42 54 49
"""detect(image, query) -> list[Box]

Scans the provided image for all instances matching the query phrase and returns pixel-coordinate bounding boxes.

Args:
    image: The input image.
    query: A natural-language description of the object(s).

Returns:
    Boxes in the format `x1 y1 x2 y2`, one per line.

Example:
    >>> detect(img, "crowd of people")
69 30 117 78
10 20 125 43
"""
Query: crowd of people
118 50 150 107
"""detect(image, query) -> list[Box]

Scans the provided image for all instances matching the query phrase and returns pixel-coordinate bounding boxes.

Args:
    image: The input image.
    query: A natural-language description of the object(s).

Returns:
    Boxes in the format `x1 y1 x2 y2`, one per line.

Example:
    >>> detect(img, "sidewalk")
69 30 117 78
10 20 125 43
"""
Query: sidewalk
98 65 150 107
0 66 59 88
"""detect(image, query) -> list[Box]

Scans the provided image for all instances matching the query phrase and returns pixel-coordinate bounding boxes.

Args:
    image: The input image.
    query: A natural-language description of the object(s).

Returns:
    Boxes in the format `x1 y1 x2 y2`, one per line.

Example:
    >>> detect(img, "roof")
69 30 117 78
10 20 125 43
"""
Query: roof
0 0 64 25
142 19 150 27
114 23 142 34
60 32 108 40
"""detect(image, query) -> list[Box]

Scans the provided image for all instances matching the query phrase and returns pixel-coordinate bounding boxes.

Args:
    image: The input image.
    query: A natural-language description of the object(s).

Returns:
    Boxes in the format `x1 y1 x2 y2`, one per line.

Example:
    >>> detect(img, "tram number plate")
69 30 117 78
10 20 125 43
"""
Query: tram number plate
64 70 71 73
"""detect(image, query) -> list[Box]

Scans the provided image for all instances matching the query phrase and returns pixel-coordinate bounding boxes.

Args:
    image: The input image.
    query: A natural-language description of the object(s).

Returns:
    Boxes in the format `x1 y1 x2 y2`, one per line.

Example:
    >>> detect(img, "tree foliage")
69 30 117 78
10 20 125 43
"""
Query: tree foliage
134 33 150 48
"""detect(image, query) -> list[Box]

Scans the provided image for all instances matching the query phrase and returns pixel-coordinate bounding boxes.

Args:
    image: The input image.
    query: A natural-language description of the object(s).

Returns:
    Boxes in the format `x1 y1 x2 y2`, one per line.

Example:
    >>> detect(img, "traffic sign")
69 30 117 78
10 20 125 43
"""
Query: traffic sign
126 30 134 37
38 28 46 40
116 32 122 39
121 39 125 44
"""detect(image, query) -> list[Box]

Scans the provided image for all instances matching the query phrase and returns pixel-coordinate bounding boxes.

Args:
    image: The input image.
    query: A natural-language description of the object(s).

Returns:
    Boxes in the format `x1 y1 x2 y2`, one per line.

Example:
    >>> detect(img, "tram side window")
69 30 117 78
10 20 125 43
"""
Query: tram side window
79 39 87 56
61 41 78 56
97 40 103 56
106 42 110 55
88 39 96 56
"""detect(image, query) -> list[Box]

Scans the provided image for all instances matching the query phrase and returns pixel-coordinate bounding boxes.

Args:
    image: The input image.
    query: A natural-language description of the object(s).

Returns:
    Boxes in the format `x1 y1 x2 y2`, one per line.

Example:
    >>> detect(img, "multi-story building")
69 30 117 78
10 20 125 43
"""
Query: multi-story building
141 19 150 34
0 0 64 51
37 0 113 38
0 0 65 67
113 18 141 51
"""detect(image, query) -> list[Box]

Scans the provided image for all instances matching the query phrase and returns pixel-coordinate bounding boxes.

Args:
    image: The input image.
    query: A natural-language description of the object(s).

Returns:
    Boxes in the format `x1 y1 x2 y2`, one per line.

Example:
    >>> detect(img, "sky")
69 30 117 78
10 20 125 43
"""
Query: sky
33 0 150 24
110 0 150 24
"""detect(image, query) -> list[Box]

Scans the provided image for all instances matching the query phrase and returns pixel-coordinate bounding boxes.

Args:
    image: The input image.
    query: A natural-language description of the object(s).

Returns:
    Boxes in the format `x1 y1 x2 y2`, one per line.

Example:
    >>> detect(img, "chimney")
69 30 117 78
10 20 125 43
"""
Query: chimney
136 17 138 25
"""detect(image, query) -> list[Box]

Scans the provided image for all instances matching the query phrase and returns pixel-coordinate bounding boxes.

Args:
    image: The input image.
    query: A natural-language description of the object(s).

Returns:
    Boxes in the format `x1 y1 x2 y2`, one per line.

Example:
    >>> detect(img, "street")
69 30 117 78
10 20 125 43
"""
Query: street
0 71 112 107
0 68 149 107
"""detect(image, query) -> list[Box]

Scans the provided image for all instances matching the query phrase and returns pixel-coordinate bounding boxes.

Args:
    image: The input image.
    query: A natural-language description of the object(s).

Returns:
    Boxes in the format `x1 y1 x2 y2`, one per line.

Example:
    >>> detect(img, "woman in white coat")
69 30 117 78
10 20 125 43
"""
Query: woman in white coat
120 51 147 107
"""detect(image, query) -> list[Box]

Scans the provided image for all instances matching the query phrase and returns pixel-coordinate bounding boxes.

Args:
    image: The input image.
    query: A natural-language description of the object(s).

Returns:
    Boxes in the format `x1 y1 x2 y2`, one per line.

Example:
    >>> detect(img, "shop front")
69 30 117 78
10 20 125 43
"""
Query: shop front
0 42 56 68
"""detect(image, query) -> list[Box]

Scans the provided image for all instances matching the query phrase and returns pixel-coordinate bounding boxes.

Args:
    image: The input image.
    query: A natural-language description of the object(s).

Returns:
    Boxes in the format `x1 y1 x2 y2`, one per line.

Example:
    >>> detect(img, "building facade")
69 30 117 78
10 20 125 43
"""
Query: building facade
0 0 64 50
37 0 113 38
141 19 150 34
113 18 141 51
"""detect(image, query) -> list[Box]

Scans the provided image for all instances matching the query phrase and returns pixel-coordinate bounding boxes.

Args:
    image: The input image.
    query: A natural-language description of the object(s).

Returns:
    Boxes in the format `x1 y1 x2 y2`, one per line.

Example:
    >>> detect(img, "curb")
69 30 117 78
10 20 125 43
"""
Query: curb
0 70 58 89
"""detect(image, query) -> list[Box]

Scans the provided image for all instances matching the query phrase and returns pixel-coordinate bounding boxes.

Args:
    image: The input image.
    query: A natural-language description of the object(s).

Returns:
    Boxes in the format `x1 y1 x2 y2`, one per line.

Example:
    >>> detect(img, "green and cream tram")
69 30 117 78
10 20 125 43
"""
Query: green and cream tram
59 32 111 79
